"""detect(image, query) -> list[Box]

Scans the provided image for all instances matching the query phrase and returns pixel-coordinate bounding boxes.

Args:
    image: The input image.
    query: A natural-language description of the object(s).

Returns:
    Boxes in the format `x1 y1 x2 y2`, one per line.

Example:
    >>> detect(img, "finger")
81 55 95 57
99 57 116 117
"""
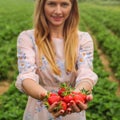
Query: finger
86 94 93 102
77 101 88 110
70 101 81 112
67 103 70 107
40 93 46 100
66 107 72 114
48 102 58 112
54 110 65 118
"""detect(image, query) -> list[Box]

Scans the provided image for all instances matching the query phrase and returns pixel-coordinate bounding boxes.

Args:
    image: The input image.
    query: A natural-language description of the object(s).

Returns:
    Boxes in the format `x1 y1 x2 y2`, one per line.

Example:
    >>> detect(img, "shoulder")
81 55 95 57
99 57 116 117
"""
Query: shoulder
77 31 93 45
17 29 35 47
18 29 34 38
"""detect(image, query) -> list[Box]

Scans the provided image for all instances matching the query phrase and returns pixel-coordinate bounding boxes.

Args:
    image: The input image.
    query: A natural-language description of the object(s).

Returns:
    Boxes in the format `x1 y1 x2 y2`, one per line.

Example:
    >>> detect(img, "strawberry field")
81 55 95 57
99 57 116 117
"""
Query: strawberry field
0 0 120 120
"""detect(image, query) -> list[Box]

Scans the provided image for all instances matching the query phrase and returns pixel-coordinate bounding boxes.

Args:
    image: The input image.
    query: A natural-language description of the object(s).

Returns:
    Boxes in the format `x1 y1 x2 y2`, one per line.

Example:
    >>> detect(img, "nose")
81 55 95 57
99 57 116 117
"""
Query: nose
55 5 62 14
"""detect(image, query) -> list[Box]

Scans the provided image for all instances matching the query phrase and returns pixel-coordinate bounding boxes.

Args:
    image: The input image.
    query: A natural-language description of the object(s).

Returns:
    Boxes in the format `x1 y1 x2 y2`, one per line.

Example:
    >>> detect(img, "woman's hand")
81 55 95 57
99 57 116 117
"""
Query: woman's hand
47 94 93 117
48 102 65 118
68 94 93 113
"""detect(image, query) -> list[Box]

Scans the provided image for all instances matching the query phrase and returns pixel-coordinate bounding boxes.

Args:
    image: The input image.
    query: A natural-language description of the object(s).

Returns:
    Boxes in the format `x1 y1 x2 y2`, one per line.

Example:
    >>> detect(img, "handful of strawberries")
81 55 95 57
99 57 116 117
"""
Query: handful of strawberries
42 83 90 112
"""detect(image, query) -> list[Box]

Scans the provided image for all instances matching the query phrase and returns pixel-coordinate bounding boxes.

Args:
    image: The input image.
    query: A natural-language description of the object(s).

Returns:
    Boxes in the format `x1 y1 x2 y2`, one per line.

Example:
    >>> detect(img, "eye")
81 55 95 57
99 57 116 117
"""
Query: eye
61 2 69 7
47 2 56 7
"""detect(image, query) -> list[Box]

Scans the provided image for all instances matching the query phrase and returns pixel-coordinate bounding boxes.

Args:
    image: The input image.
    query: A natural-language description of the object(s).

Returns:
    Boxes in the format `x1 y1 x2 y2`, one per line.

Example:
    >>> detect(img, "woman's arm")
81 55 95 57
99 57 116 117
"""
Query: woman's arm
16 31 47 100
75 32 98 92
68 32 98 113
22 78 47 100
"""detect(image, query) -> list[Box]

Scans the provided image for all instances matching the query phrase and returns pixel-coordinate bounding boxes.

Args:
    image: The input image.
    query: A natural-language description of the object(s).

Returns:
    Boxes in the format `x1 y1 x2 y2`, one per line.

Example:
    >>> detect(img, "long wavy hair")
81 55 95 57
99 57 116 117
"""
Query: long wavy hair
34 0 79 75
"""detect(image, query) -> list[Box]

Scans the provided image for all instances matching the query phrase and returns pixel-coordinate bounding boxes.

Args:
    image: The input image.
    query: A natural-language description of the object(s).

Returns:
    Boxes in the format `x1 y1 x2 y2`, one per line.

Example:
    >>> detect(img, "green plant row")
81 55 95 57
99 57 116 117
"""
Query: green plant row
79 3 120 37
79 19 120 120
87 51 120 120
80 8 120 80
79 11 120 119
0 0 34 81
0 82 27 120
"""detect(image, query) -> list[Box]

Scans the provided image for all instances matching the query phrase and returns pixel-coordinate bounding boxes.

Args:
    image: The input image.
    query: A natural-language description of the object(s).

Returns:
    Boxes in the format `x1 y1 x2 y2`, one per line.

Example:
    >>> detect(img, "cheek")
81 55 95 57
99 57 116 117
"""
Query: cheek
65 9 71 18
66 6 72 14
44 6 50 16
44 9 51 19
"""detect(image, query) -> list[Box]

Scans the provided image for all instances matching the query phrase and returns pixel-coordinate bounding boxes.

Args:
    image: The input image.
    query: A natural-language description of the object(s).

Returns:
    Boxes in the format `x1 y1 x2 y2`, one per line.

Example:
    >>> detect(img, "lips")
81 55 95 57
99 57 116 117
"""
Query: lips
52 16 63 21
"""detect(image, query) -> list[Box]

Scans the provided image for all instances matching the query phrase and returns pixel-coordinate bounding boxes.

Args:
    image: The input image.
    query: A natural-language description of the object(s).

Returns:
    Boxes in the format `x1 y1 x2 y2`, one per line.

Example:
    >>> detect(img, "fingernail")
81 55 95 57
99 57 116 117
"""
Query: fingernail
60 110 64 114
76 101 80 104
87 96 91 101
41 93 46 97
54 102 58 105
67 109 71 113
70 101 74 105
67 103 70 107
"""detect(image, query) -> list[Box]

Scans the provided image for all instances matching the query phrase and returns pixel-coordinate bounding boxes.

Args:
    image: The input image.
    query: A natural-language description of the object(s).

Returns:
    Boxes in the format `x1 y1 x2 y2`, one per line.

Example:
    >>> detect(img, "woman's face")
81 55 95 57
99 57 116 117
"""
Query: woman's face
44 0 72 27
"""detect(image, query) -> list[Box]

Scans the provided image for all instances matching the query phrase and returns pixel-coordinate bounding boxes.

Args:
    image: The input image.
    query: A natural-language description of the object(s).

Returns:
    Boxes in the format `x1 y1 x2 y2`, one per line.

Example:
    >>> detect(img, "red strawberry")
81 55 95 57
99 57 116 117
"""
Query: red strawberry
49 93 58 97
58 88 66 97
78 92 87 101
48 94 61 105
53 101 67 112
72 91 87 100
63 94 73 104
58 83 74 96
73 94 85 103
72 88 90 103
60 101 67 111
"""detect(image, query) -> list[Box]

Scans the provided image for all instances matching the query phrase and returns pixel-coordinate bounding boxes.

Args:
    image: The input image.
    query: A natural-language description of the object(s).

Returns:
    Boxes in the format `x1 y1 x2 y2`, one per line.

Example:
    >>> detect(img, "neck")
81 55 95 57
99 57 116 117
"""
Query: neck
49 24 64 39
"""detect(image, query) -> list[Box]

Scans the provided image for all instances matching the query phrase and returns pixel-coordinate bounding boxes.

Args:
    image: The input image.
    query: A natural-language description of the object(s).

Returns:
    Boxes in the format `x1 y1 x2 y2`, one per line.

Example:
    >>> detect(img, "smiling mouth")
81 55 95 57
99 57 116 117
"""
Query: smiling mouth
52 16 63 21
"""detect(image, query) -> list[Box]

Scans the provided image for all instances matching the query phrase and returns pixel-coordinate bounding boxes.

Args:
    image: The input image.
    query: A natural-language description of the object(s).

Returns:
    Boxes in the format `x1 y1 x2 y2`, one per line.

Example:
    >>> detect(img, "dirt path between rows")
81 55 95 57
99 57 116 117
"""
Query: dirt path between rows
92 35 120 96
0 81 10 95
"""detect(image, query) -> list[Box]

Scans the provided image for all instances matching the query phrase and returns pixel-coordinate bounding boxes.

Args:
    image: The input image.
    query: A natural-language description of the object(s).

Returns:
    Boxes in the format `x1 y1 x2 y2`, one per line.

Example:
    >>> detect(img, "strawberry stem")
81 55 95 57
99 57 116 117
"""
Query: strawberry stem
80 88 90 95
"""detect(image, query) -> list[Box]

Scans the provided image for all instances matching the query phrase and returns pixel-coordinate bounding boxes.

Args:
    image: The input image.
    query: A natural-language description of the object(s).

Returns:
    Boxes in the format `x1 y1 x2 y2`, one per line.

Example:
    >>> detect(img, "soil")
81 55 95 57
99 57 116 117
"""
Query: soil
0 81 10 95
93 35 120 96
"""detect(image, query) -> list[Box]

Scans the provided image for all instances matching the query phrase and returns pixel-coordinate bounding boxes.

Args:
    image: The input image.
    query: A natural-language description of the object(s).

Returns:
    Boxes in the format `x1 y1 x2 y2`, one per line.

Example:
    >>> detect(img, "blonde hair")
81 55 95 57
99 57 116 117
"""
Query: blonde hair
34 0 79 75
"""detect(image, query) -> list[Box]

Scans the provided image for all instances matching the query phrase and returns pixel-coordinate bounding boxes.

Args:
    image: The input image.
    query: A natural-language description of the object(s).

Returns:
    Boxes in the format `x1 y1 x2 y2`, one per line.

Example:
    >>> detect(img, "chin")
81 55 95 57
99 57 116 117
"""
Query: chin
52 22 64 27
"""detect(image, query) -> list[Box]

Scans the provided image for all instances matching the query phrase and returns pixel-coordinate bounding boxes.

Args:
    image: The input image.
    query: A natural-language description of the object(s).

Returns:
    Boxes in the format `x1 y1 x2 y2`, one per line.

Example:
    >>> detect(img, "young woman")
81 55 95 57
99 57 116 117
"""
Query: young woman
16 0 98 119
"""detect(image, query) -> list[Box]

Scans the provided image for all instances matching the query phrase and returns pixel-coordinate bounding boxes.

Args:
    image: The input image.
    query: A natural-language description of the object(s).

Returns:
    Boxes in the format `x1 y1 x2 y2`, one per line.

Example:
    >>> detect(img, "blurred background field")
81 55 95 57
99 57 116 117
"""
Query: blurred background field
0 0 120 119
